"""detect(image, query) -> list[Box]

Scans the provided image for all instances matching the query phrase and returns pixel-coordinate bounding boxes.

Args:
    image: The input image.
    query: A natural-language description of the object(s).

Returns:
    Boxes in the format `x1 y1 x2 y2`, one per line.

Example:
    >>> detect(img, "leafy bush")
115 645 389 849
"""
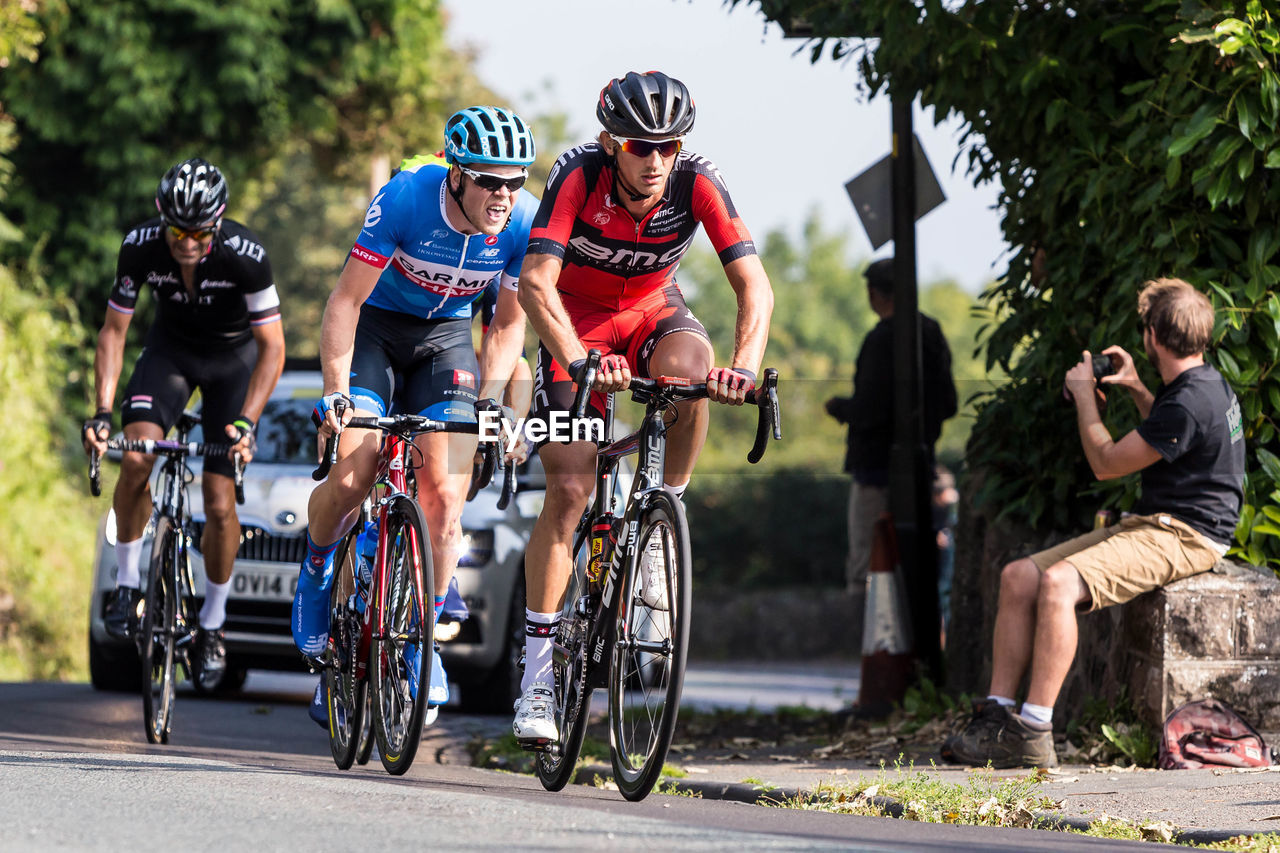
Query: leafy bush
686 465 846 588
736 0 1280 567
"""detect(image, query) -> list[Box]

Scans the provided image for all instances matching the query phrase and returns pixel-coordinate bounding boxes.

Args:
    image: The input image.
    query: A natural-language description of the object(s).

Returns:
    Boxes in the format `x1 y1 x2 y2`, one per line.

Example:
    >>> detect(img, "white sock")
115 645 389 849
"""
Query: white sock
521 608 560 693
663 481 688 500
200 579 232 630
987 694 1016 708
115 537 145 589
1020 702 1053 725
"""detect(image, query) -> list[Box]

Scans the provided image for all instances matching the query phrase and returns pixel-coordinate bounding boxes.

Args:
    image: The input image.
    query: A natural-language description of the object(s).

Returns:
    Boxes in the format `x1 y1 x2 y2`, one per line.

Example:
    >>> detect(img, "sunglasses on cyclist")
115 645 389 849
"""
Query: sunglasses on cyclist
165 223 218 241
609 135 683 158
459 166 528 193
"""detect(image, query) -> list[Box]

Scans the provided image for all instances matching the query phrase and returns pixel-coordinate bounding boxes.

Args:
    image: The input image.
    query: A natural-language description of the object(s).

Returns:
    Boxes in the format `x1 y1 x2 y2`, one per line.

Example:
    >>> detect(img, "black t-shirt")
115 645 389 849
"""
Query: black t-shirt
839 313 957 480
1135 363 1245 544
109 217 279 350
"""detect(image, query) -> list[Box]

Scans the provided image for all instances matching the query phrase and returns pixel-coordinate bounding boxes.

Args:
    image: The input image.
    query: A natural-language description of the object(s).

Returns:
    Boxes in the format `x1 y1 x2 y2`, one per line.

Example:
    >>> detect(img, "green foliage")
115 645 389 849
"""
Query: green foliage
1066 689 1158 767
734 0 1280 566
0 0 501 359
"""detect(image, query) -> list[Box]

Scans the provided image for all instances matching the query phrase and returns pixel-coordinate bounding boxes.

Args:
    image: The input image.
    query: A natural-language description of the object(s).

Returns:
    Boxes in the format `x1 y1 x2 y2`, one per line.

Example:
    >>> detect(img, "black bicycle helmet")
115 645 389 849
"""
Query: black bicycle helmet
155 158 228 229
597 71 695 139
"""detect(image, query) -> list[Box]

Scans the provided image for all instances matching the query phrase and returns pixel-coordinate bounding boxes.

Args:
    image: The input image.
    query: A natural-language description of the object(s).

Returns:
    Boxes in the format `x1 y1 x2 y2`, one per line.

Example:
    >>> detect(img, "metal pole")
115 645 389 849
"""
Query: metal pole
888 95 942 681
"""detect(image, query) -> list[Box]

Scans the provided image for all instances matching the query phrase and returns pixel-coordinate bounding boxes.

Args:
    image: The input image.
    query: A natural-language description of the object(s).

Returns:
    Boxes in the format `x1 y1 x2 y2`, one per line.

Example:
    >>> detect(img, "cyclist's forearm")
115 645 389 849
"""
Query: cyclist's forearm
478 286 526 401
518 255 585 369
93 312 130 413
725 257 774 374
240 320 286 421
319 291 360 395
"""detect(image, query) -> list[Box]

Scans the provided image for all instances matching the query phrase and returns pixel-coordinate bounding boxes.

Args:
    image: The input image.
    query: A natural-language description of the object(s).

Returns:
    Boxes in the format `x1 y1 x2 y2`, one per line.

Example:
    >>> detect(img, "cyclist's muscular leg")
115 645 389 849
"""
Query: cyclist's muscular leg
200 473 239 585
648 332 713 487
305 413 382 546
525 441 598 613
412 430 476 596
113 421 165 542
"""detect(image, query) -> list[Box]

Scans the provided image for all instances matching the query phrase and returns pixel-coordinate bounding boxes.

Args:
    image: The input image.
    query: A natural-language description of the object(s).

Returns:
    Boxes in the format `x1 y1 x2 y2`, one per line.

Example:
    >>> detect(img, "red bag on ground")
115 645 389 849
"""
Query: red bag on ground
1159 698 1272 769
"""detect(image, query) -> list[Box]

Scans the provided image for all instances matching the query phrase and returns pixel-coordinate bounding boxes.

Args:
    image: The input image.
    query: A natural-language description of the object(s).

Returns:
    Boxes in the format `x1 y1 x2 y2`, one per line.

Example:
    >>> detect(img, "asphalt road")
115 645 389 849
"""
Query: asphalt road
0 677 1172 852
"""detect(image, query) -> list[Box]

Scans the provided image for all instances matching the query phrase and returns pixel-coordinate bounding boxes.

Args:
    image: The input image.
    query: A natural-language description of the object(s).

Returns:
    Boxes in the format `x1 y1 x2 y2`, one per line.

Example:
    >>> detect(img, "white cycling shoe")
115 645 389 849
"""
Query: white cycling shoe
512 682 558 744
638 537 669 611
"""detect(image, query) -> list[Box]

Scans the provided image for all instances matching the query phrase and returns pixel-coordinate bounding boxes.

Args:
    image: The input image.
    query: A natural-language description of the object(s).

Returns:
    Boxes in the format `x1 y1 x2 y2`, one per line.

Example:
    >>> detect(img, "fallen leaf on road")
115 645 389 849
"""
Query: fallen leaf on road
1250 815 1280 821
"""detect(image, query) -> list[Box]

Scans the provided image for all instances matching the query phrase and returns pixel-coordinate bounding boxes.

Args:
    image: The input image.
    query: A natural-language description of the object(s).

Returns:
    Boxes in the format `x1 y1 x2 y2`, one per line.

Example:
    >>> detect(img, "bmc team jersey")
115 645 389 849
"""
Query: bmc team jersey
109 217 280 350
526 142 756 307
351 161 539 320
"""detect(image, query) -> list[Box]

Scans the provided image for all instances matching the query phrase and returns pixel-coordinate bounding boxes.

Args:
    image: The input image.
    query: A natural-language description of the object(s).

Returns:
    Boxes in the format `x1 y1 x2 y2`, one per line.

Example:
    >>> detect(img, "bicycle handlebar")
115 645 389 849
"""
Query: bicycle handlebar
311 411 510 487
88 438 245 505
569 349 782 463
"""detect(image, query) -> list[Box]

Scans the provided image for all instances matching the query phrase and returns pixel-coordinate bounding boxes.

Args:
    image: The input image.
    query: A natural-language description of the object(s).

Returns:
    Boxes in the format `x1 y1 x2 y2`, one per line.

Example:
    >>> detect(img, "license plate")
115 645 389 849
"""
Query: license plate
231 570 297 602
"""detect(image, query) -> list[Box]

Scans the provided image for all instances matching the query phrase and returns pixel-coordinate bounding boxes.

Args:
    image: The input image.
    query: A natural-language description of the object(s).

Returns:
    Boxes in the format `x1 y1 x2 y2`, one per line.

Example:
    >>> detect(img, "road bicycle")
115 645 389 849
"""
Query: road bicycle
534 351 780 801
88 411 244 744
312 412 512 774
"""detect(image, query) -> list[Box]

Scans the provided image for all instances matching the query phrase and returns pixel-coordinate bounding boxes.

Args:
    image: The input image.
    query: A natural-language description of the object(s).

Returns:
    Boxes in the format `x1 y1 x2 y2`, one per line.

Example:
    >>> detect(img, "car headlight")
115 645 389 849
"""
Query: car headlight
457 529 495 568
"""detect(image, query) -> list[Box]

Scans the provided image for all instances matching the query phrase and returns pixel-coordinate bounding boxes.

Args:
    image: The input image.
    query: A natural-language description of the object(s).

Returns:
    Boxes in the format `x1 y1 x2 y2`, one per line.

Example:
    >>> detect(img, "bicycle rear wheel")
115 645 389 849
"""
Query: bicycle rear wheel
607 491 691 801
536 524 594 791
141 516 179 745
325 527 366 770
369 496 434 775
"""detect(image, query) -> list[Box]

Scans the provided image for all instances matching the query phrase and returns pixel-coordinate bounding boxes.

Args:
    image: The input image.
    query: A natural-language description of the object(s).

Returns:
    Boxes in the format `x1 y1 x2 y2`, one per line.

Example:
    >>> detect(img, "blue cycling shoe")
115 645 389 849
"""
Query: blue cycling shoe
429 647 449 707
403 642 421 701
308 679 327 728
292 565 331 657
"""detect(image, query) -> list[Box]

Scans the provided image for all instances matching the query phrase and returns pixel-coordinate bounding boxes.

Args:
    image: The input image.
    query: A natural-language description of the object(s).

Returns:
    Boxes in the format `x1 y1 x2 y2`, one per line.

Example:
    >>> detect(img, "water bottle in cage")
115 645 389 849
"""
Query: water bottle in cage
354 518 378 615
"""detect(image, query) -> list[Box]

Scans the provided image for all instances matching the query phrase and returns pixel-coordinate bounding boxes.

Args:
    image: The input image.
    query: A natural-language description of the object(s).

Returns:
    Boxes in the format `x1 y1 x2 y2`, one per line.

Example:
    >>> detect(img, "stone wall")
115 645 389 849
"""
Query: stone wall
948 485 1280 732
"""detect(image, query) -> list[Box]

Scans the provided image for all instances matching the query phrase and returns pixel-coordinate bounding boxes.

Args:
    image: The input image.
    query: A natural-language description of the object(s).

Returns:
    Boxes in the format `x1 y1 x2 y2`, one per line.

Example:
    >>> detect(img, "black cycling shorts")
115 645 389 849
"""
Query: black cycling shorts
121 334 256 478
348 304 479 422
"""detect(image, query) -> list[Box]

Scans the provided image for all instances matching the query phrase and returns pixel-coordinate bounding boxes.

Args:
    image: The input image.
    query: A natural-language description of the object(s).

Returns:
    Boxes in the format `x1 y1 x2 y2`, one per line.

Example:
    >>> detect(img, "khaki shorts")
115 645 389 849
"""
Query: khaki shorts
1028 513 1225 612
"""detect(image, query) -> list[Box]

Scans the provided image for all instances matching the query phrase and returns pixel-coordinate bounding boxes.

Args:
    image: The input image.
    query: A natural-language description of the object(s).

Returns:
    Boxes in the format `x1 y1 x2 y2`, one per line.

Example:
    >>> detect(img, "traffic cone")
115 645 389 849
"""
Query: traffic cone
855 511 915 716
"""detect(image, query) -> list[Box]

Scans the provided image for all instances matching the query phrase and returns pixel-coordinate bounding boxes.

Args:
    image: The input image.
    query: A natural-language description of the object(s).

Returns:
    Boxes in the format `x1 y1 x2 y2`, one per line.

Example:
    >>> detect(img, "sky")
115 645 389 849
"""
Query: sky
440 0 1009 293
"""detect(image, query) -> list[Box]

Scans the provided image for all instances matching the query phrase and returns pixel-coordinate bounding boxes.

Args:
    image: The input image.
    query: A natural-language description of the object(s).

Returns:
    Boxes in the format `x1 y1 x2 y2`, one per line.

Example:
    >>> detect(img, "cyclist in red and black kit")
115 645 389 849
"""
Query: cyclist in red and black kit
82 158 286 686
512 71 774 742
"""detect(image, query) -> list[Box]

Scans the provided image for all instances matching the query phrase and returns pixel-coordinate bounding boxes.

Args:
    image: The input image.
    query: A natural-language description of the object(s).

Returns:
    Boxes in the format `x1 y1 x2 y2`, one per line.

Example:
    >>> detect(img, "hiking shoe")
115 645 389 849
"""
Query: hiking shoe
512 682 558 745
638 536 669 611
104 586 143 640
192 627 227 690
309 679 328 728
942 700 1058 769
292 563 330 657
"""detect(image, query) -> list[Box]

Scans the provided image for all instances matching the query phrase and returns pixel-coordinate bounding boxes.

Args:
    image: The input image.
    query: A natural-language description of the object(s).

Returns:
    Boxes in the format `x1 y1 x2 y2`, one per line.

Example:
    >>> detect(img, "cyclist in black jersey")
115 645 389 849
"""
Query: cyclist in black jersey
82 158 286 686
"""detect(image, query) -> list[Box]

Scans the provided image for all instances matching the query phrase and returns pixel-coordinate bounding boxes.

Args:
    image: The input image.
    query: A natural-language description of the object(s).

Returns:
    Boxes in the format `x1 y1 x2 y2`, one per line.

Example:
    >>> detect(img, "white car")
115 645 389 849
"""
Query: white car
87 365 546 712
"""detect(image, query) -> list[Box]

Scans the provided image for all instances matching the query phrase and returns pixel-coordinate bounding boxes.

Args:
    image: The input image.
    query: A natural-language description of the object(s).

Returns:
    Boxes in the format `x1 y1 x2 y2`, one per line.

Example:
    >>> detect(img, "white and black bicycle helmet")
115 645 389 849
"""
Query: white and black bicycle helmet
597 71 696 139
155 158 228 229
443 106 536 167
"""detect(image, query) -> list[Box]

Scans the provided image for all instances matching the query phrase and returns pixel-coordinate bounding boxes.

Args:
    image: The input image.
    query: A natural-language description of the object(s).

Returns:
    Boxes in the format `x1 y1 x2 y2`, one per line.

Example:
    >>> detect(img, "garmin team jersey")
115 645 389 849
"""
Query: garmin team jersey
526 143 756 308
350 161 539 320
109 217 280 350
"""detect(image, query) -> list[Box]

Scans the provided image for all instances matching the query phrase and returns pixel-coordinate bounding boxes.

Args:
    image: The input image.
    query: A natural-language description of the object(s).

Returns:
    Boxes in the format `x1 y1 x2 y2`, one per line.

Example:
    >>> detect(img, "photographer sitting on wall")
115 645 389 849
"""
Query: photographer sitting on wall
942 277 1245 769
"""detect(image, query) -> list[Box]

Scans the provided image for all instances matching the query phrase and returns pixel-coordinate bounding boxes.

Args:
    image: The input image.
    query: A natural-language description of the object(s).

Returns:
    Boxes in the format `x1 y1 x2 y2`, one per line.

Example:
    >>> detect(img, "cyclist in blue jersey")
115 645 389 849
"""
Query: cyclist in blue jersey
293 107 538 725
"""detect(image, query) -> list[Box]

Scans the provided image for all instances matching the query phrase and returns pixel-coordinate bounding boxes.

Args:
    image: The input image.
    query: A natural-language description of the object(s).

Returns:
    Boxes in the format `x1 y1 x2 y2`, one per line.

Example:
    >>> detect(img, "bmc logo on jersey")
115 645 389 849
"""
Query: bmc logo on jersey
453 370 476 389
567 233 696 269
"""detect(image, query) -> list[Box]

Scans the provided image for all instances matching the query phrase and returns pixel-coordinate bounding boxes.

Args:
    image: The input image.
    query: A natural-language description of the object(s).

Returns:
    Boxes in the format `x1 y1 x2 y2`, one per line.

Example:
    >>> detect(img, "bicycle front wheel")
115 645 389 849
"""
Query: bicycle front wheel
369 496 434 775
607 491 691 801
325 527 366 770
536 526 593 791
141 516 179 745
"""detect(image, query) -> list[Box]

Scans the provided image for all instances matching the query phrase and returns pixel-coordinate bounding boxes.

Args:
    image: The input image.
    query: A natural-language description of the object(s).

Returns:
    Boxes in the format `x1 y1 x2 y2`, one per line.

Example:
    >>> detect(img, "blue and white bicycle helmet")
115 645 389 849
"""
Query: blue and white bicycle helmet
443 106 536 167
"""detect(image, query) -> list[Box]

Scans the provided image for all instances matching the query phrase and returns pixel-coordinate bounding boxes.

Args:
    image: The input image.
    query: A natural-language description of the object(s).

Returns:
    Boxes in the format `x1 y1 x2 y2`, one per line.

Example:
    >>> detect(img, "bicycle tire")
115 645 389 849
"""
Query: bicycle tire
141 516 179 745
369 496 434 775
536 526 594 792
325 527 365 770
607 491 691 801
355 688 374 765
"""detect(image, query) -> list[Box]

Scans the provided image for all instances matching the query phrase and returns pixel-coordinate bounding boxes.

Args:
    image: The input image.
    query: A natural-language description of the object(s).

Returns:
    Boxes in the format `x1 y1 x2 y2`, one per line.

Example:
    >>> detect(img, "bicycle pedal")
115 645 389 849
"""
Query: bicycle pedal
516 737 552 752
